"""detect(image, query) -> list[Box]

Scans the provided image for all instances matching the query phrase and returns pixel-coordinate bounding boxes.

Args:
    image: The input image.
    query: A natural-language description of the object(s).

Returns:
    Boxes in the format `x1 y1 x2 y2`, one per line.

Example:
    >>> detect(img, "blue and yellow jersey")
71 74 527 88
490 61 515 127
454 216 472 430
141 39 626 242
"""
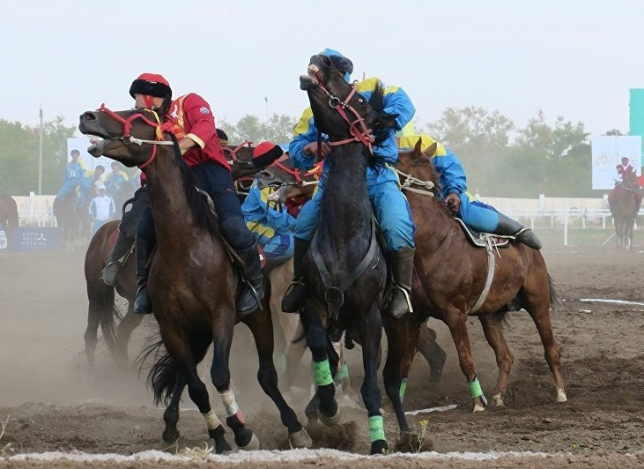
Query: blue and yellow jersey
65 159 86 182
241 181 296 239
104 170 130 192
399 134 468 198
290 77 416 172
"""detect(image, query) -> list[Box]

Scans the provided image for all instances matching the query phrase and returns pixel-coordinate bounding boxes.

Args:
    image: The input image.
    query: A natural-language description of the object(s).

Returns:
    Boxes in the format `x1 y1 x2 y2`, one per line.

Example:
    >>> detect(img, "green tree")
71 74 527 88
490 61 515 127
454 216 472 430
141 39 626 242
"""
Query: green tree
221 113 297 145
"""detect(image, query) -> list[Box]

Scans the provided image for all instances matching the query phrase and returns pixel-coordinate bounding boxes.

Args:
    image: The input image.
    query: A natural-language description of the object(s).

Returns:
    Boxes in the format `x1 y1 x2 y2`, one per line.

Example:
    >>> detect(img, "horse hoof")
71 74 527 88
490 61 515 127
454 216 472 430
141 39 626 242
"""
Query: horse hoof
238 432 260 451
162 427 180 443
370 439 389 455
557 389 568 403
472 403 486 412
288 428 313 448
492 393 505 407
318 408 341 426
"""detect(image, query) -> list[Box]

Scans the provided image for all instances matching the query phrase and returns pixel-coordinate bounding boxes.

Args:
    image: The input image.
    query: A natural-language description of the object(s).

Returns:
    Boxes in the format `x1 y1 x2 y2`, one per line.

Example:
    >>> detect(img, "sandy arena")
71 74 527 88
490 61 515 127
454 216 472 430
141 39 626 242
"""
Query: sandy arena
1 229 643 467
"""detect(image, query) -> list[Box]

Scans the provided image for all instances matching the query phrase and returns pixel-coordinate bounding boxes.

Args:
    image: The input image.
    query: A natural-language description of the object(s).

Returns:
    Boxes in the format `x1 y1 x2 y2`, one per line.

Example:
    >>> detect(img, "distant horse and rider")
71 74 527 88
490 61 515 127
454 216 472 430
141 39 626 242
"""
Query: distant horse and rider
608 157 642 250
0 194 19 249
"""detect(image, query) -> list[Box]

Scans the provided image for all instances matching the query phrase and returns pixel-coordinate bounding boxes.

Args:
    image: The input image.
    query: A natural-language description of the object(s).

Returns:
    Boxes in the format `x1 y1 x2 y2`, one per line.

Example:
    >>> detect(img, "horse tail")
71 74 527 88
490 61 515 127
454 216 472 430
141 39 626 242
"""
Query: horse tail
99 287 123 350
138 335 178 407
548 274 562 313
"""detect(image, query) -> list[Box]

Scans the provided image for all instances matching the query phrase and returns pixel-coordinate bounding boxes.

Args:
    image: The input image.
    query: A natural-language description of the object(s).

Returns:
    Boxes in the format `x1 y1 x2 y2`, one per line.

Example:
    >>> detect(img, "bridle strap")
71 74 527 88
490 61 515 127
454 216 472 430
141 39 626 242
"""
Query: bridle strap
394 167 436 197
224 139 253 164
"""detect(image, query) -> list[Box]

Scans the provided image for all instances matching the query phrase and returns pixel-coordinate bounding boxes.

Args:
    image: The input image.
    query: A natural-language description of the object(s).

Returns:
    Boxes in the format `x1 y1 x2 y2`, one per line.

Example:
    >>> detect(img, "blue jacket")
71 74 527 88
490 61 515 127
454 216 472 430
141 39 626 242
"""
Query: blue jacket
242 182 296 239
64 160 85 182
399 134 468 199
290 77 415 184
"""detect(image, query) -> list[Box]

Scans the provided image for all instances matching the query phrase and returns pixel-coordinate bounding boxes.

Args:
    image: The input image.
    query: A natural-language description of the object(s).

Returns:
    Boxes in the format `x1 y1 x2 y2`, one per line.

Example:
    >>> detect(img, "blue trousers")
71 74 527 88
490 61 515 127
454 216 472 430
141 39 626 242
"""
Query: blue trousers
458 194 499 232
57 180 80 198
254 232 294 263
294 171 415 251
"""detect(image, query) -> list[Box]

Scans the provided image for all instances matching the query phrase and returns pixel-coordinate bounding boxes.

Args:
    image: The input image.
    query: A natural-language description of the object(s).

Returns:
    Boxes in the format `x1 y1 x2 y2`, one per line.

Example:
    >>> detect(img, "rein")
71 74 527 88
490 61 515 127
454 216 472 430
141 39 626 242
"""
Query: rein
394 167 436 196
97 104 175 169
224 139 253 165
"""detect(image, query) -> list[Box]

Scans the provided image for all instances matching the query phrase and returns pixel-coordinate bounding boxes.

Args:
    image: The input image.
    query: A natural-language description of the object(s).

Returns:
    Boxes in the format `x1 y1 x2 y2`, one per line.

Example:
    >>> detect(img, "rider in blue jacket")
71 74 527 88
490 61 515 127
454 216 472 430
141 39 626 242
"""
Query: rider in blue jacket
242 142 295 264
56 149 86 199
398 133 541 249
281 48 417 319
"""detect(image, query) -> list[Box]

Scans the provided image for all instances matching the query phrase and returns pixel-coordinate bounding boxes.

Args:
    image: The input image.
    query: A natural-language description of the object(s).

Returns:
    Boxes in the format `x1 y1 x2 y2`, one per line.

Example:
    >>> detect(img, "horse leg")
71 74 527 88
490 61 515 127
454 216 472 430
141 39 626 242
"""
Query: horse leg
444 312 488 412
157 326 231 454
478 312 514 407
84 300 103 368
416 322 447 386
359 307 388 455
522 292 567 403
283 319 308 390
114 301 144 363
300 303 339 425
161 373 186 443
242 308 311 448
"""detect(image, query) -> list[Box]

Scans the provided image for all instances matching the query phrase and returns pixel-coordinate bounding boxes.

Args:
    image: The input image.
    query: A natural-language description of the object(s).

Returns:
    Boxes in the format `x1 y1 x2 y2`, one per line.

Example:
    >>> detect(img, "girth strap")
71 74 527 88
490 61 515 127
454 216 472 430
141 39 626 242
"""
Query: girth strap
469 235 499 314
310 218 378 319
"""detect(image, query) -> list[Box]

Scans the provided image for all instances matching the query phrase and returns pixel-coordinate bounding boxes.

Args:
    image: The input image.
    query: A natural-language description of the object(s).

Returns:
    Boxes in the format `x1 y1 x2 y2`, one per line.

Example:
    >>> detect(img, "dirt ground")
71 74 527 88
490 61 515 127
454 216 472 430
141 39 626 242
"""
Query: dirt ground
1 230 644 467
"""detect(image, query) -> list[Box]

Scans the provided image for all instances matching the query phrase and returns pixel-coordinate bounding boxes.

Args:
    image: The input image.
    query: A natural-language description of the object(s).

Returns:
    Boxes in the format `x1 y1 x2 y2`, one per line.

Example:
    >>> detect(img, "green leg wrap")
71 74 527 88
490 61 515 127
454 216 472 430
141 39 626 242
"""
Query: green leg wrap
399 378 408 402
469 375 488 405
368 415 386 443
337 364 349 381
313 359 333 387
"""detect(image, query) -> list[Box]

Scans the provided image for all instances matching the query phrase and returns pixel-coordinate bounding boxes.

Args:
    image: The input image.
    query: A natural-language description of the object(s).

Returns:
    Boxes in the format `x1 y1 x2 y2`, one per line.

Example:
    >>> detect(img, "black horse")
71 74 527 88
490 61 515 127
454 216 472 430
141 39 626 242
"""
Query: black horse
0 194 19 249
297 55 415 454
54 191 89 251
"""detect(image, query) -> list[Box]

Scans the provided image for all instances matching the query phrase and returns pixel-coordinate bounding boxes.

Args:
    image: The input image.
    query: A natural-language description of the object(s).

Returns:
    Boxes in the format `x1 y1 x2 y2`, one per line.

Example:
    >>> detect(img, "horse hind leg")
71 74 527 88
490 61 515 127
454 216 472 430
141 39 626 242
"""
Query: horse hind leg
416 321 447 386
114 301 144 363
478 311 514 407
242 308 311 449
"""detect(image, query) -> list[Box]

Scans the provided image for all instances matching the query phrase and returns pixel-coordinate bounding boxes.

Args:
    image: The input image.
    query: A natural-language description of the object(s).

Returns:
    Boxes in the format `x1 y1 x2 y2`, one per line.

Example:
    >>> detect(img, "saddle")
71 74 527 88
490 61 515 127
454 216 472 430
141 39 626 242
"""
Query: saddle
454 218 510 248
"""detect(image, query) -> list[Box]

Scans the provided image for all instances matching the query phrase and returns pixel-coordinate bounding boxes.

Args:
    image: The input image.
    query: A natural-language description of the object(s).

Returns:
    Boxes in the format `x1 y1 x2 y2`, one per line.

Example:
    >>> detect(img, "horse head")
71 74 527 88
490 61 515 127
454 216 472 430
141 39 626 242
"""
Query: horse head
256 156 320 202
299 54 397 148
79 106 173 168
622 170 640 191
395 139 441 195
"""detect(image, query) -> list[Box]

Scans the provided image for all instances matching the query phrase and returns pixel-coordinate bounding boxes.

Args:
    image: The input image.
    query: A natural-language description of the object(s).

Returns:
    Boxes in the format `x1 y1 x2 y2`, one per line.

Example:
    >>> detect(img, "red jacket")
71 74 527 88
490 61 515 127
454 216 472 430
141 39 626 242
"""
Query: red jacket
167 93 230 171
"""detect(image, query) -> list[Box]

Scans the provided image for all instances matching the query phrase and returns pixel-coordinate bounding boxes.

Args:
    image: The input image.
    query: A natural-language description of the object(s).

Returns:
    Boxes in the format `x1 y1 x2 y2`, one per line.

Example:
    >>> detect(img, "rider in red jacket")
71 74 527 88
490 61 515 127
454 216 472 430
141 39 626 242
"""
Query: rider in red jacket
129 73 264 315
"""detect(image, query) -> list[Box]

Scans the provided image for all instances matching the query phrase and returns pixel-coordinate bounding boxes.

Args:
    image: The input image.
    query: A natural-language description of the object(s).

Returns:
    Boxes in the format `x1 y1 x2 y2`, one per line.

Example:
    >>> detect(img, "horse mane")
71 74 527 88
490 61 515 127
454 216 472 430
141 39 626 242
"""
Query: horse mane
169 134 221 233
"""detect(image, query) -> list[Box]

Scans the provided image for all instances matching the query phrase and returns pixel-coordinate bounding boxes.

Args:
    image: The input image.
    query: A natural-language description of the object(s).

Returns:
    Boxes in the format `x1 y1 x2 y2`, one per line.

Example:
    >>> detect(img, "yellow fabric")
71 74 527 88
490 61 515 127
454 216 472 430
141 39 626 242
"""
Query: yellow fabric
399 134 447 157
355 77 399 95
186 132 205 149
247 220 275 238
293 107 314 136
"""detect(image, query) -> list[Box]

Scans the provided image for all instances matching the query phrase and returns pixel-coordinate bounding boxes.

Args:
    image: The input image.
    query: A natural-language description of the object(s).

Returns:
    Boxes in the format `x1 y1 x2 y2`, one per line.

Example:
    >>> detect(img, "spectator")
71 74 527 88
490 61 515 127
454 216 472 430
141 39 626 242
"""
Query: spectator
89 185 116 235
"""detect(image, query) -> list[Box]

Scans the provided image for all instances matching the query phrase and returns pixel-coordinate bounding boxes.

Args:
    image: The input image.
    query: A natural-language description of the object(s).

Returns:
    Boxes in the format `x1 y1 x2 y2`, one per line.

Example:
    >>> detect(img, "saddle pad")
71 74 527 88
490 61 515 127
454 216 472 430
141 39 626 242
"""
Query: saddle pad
454 218 510 248
108 227 120 248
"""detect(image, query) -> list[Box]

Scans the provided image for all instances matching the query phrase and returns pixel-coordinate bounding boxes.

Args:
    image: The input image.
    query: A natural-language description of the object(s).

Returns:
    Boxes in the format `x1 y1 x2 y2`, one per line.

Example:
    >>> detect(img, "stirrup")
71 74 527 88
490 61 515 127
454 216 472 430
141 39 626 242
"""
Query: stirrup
284 279 306 297
389 286 413 318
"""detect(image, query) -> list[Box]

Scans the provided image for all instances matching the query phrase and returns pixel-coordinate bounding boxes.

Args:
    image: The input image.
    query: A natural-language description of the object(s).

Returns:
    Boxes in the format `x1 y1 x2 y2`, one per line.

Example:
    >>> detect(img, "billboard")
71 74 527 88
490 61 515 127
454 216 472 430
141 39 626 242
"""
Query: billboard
591 136 641 190
66 137 112 171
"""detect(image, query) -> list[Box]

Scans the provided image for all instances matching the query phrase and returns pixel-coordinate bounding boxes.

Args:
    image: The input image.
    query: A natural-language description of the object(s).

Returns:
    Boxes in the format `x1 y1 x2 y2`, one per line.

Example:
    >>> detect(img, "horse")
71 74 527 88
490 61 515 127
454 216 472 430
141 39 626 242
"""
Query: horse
609 171 641 249
82 143 261 366
54 191 90 251
295 55 422 454
0 194 19 249
79 106 310 452
394 140 567 411
257 158 447 390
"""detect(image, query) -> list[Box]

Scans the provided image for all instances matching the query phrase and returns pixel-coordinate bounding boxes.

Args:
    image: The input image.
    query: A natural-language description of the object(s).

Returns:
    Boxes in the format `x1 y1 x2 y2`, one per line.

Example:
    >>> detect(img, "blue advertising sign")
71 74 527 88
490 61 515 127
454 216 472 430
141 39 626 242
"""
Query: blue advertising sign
13 227 62 251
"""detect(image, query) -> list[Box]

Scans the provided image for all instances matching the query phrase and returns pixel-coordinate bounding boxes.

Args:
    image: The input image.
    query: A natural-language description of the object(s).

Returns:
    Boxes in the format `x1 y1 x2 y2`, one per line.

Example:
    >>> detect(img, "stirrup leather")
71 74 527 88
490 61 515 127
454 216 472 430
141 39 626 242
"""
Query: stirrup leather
284 279 306 297
391 285 413 313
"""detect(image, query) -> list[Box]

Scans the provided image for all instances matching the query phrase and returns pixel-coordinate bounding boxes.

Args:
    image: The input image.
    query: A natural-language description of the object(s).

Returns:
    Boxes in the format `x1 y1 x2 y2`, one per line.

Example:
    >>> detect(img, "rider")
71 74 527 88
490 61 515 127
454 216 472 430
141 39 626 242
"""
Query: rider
103 161 130 202
79 165 105 205
56 149 86 200
398 132 542 249
241 142 295 266
281 48 417 319
128 73 264 315
608 156 642 215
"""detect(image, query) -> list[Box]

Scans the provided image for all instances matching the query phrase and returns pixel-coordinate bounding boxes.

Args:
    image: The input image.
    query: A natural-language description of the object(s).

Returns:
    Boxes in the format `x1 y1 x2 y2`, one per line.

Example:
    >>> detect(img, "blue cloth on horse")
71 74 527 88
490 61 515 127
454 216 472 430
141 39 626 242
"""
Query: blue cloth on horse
242 182 295 263
289 77 416 251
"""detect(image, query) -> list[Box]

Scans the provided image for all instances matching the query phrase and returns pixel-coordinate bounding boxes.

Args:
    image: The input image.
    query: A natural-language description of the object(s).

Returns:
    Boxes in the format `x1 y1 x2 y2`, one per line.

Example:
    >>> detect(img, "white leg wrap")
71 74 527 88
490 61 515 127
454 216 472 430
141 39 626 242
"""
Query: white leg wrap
220 388 240 417
202 410 222 430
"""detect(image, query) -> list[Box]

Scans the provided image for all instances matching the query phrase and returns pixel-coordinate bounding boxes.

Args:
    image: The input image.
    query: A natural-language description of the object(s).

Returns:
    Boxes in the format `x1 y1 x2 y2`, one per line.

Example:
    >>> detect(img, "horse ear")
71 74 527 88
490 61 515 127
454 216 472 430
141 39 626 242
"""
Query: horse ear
412 138 423 157
424 142 438 158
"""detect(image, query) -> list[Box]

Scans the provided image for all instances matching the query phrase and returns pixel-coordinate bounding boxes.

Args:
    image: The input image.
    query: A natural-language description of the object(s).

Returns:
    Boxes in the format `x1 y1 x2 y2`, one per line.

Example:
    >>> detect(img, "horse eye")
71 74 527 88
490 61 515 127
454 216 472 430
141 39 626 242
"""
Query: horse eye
357 98 365 105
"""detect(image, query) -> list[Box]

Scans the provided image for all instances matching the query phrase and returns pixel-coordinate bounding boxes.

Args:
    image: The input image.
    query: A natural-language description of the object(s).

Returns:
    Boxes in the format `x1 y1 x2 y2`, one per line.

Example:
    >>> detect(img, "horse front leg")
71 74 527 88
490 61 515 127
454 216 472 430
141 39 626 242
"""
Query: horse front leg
444 311 488 412
300 303 339 425
359 307 388 455
242 308 311 448
478 312 514 407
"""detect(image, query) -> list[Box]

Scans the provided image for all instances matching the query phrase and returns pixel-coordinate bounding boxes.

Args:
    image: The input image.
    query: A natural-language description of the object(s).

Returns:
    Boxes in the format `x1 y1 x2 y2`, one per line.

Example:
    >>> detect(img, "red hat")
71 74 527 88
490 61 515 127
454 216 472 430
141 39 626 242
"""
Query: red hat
129 73 172 99
252 141 284 168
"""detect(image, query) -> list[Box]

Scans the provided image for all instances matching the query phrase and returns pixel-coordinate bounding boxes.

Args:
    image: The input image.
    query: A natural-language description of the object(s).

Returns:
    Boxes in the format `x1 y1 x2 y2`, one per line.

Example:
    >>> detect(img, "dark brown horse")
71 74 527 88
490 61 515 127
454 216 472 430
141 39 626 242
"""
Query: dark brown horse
79 107 310 452
54 191 90 251
0 194 19 250
82 144 259 365
395 141 567 411
610 171 641 249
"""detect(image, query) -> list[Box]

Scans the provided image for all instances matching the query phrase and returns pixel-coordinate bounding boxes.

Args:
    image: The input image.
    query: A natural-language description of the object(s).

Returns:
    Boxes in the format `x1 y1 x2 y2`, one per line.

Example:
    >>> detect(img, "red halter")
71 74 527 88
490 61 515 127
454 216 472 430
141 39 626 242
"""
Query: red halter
223 139 253 163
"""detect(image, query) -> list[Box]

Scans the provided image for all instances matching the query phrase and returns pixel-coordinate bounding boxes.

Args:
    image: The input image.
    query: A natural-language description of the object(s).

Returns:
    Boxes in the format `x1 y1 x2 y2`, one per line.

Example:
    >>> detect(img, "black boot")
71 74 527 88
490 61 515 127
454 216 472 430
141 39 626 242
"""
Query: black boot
281 238 311 313
496 213 542 250
133 236 154 314
235 242 265 315
386 247 415 319
102 230 134 286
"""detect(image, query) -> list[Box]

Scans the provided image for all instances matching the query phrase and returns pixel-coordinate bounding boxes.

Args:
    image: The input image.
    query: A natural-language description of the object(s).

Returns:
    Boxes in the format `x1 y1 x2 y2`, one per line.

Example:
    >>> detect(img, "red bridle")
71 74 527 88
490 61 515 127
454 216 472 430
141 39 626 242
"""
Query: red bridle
223 139 253 164
96 104 176 170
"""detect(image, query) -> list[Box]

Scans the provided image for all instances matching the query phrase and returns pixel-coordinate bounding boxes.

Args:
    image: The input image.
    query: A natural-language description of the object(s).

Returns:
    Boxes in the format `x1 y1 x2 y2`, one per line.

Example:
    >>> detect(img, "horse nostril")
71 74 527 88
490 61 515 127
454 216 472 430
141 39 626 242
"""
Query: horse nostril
83 111 97 121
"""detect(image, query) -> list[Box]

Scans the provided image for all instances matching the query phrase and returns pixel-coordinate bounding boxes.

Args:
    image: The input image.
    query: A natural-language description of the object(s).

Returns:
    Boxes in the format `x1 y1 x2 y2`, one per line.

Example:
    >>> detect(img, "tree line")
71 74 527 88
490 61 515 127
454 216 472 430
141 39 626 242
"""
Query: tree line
0 108 611 197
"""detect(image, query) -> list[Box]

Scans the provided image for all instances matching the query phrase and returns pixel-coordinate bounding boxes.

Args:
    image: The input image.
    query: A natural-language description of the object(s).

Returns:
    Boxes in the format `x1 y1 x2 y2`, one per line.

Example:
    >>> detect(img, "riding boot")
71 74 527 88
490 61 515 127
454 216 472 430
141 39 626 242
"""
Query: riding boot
496 212 542 250
281 238 311 313
386 247 415 319
133 236 154 314
102 230 134 286
235 242 265 315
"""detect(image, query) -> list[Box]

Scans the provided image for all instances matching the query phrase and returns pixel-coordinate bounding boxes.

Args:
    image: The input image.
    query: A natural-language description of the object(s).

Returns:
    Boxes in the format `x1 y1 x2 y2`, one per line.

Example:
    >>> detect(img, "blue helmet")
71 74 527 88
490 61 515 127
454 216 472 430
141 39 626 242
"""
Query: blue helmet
320 48 353 82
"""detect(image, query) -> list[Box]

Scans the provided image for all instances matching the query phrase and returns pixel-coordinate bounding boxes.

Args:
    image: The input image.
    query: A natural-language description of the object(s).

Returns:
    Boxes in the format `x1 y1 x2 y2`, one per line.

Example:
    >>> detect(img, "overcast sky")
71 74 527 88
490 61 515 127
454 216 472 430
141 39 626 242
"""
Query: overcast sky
2 0 644 137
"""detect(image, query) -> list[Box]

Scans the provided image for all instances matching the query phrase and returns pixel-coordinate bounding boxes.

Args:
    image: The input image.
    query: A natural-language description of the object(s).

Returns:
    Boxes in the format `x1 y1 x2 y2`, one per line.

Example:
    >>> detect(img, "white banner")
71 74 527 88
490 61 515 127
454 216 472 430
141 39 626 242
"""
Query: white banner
66 137 112 171
591 136 641 190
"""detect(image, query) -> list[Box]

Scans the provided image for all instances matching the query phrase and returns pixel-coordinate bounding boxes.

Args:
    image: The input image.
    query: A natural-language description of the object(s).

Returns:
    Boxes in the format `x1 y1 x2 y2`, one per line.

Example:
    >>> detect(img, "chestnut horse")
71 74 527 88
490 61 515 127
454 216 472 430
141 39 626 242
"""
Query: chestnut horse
610 171 640 249
83 144 260 365
296 55 423 454
395 140 567 411
0 194 19 249
79 107 310 452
